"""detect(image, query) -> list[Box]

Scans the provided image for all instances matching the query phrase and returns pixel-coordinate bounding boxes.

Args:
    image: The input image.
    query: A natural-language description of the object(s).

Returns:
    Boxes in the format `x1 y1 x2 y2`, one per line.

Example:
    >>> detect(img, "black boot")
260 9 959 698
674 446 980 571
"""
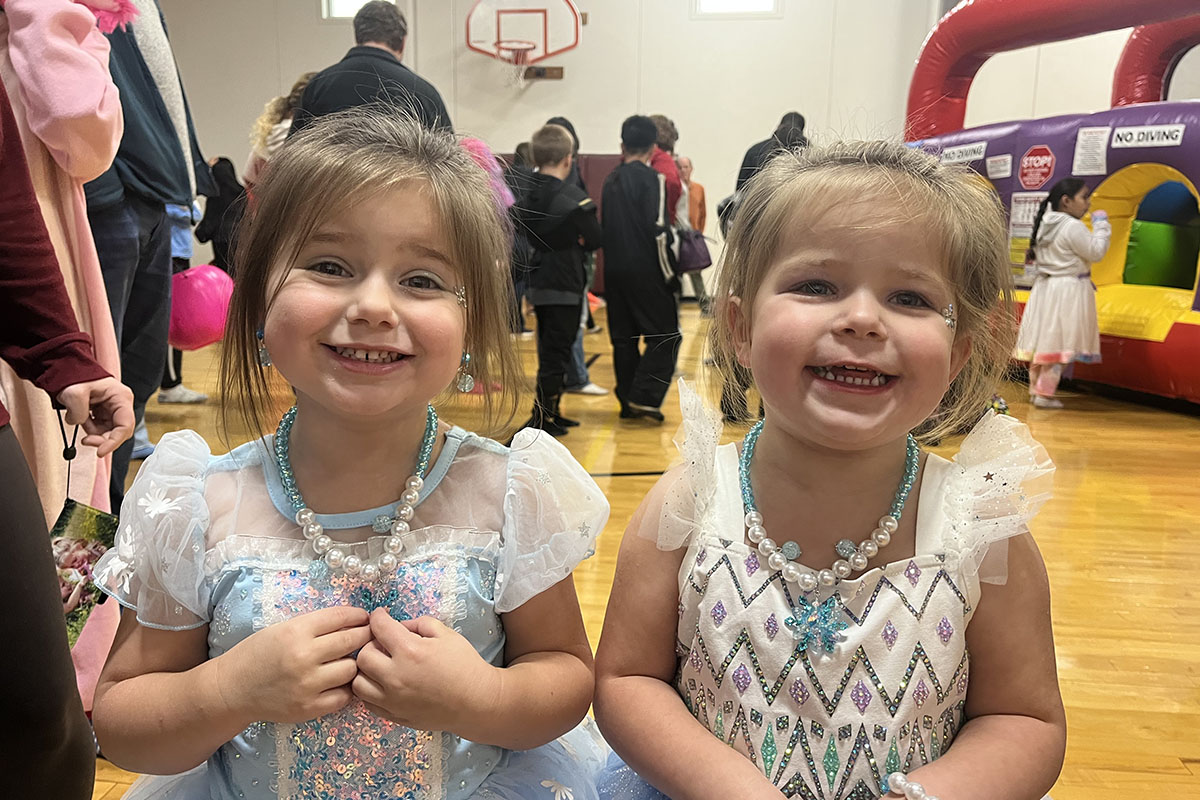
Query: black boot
519 394 567 437
550 393 579 427
620 402 664 423
518 414 567 437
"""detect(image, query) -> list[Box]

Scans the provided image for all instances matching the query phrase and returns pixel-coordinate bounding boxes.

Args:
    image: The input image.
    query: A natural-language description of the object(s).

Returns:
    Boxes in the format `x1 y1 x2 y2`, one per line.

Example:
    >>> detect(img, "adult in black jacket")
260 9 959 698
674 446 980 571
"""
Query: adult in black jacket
514 125 602 436
735 111 808 192
601 116 680 422
290 1 450 136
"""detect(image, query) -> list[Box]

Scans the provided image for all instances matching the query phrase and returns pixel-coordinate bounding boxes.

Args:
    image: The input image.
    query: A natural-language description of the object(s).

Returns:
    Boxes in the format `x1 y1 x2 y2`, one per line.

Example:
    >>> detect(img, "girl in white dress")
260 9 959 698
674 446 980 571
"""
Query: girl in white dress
1015 177 1111 408
595 142 1065 800
91 109 608 800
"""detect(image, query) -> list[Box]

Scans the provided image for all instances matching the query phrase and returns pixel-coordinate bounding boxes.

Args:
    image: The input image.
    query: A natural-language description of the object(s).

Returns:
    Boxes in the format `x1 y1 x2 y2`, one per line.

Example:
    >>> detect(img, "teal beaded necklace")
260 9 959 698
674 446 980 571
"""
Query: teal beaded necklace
274 404 438 583
738 419 920 593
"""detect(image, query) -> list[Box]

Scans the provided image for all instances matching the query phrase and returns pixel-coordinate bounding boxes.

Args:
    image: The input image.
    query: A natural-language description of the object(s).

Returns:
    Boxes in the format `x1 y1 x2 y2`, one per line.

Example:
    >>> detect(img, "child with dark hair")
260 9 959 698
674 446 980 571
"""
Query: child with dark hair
1015 177 1111 408
600 115 681 422
515 124 602 435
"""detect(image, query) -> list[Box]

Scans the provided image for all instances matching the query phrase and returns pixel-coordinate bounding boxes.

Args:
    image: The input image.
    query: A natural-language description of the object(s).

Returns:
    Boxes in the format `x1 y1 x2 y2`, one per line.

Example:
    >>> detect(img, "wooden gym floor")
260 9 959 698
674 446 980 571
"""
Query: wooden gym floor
92 305 1200 799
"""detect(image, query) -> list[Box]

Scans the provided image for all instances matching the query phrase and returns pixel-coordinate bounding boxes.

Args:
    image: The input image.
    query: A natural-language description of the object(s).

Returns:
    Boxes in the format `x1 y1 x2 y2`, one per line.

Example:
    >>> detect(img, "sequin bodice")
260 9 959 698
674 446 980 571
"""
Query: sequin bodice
673 443 975 800
204 532 504 800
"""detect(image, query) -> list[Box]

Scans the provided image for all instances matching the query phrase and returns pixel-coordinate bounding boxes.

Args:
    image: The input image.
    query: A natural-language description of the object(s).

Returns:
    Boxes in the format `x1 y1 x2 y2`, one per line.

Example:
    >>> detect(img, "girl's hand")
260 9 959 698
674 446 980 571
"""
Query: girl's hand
56 377 134 458
218 605 371 724
353 608 501 732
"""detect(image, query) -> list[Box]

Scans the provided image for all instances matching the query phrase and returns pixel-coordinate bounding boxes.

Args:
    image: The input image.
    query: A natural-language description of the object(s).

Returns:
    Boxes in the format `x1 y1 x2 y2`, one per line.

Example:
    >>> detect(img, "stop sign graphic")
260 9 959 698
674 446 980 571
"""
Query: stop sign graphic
1019 145 1055 190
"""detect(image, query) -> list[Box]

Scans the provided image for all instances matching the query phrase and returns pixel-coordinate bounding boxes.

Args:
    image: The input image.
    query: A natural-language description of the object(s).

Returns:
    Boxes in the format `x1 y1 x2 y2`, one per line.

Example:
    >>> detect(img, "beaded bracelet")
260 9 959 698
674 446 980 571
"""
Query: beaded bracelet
886 772 942 800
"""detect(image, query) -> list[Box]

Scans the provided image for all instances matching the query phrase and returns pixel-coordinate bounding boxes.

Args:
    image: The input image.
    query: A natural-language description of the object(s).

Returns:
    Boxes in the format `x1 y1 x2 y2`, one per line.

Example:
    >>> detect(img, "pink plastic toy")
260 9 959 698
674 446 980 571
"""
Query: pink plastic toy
169 264 233 351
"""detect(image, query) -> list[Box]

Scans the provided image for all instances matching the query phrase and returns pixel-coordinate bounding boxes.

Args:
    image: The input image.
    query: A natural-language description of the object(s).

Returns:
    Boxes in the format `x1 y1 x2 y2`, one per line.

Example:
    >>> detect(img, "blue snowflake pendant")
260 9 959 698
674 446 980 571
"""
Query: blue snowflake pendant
785 595 849 653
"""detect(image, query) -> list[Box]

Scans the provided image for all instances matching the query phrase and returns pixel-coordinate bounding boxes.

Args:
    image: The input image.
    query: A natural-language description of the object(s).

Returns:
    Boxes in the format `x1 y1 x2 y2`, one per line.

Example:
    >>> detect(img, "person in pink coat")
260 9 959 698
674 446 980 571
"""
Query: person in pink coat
0 0 129 720
0 0 125 523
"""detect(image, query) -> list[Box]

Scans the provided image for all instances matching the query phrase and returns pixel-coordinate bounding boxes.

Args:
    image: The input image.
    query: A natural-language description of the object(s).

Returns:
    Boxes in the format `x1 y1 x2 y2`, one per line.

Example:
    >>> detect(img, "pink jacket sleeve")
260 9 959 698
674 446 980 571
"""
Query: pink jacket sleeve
4 0 123 182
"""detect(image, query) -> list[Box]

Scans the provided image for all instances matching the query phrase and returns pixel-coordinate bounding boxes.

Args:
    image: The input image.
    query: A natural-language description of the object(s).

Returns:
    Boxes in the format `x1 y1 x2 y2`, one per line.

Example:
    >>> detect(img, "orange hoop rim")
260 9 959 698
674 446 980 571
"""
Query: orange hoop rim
495 38 536 65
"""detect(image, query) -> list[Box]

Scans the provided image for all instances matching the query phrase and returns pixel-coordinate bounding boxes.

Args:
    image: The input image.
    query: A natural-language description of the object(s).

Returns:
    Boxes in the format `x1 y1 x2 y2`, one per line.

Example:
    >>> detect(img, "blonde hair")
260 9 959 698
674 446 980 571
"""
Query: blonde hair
221 107 523 442
249 73 316 152
712 140 1015 444
530 124 574 168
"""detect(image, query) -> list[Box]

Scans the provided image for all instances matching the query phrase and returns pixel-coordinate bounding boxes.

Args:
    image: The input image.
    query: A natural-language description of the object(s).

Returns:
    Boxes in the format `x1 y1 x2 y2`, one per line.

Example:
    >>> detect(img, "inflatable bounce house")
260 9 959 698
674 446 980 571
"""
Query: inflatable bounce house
906 0 1200 403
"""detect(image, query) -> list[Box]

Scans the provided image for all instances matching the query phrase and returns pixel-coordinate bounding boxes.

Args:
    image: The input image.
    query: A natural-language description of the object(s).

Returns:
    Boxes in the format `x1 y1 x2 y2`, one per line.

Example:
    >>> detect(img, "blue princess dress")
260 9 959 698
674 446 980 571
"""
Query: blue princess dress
600 383 1054 800
94 426 610 800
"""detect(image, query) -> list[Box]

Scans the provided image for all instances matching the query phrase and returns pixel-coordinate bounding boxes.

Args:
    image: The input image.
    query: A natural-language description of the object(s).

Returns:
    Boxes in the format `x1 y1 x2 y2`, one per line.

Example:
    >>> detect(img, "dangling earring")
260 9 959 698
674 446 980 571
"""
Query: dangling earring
257 329 272 366
455 286 467 308
941 303 957 331
456 352 475 393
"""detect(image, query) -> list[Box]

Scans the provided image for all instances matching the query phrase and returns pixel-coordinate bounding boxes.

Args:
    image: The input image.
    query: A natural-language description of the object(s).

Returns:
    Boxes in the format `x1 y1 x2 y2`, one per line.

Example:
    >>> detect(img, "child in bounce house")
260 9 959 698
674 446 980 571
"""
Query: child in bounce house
1016 177 1111 408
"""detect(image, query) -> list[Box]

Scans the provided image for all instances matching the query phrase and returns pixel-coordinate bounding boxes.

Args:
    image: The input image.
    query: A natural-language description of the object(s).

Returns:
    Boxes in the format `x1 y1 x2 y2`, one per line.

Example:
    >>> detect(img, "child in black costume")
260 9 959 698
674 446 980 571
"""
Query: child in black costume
514 124 602 435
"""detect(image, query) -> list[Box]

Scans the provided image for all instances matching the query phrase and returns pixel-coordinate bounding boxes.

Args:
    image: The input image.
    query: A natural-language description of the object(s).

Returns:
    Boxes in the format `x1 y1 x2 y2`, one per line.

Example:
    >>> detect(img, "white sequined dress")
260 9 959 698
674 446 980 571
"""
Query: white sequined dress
600 384 1053 800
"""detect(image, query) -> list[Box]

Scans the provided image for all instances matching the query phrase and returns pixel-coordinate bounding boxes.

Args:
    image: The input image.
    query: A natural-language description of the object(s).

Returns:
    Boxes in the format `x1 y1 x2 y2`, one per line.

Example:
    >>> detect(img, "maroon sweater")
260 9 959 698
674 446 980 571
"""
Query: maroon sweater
0 80 108 429
650 146 682 226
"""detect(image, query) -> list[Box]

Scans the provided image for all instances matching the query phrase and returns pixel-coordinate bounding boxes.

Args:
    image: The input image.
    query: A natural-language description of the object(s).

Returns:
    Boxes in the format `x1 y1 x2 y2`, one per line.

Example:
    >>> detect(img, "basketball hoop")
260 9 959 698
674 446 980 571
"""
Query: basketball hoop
496 39 536 88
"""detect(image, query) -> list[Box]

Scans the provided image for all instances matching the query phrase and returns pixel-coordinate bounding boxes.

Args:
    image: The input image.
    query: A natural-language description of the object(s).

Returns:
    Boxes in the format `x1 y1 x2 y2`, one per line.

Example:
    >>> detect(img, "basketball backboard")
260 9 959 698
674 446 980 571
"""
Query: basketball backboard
466 0 581 65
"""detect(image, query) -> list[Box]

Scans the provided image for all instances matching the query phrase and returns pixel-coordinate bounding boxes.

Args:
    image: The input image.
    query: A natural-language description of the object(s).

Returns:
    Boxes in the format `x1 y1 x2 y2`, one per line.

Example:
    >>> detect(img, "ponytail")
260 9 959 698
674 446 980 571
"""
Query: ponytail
1025 196 1052 264
1025 177 1087 264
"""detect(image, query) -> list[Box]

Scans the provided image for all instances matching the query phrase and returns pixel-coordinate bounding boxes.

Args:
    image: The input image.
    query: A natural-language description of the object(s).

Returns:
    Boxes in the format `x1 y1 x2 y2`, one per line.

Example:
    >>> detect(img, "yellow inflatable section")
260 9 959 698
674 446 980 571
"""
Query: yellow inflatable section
1017 163 1200 344
1088 163 1200 290
1015 286 1199 343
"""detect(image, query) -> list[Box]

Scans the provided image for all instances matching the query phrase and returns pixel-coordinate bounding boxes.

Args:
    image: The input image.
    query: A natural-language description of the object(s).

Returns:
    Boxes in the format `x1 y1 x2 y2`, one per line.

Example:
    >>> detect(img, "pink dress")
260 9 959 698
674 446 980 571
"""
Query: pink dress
0 0 123 521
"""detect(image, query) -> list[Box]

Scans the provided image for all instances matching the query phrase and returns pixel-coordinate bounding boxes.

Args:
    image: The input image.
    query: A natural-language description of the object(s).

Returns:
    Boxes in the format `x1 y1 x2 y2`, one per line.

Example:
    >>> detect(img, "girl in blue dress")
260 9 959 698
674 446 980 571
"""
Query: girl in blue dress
92 109 609 800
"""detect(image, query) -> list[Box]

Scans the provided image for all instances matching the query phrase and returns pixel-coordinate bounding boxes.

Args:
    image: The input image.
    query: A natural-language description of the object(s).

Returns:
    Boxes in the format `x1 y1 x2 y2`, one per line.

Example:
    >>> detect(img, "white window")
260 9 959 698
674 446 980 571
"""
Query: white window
693 0 782 18
323 0 393 20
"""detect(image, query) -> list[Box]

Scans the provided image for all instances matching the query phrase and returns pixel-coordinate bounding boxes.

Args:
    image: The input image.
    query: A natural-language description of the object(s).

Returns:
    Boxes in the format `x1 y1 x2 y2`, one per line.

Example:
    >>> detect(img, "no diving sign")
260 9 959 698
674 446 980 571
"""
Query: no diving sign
1111 124 1186 148
1019 145 1055 190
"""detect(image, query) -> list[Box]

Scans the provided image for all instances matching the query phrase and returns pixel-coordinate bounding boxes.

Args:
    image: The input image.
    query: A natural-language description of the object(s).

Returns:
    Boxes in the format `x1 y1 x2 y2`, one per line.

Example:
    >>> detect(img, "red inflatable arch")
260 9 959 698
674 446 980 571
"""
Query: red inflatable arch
1111 15 1200 108
905 0 1198 141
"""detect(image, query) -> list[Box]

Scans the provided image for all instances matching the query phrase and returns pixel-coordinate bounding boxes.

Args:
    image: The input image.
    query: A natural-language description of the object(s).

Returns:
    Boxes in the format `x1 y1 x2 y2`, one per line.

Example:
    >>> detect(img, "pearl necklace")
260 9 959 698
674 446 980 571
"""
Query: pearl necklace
274 404 438 583
739 420 919 592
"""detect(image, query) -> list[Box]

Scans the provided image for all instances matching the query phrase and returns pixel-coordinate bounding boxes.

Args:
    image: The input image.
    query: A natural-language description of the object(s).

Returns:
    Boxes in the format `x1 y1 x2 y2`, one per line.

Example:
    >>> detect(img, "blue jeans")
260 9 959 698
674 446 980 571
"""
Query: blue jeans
565 296 589 388
91 194 171 510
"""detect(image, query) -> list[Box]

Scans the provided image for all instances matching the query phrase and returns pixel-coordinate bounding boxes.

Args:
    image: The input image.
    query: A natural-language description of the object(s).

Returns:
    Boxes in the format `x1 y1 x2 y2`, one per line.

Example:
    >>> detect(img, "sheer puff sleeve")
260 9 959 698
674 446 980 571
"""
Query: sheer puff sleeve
651 378 722 551
93 431 212 630
941 412 1055 586
496 429 609 613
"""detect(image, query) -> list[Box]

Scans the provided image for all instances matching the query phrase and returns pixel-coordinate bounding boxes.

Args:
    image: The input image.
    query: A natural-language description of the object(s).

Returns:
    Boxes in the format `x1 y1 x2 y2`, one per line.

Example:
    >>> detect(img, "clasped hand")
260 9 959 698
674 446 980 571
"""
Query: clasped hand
221 605 497 733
